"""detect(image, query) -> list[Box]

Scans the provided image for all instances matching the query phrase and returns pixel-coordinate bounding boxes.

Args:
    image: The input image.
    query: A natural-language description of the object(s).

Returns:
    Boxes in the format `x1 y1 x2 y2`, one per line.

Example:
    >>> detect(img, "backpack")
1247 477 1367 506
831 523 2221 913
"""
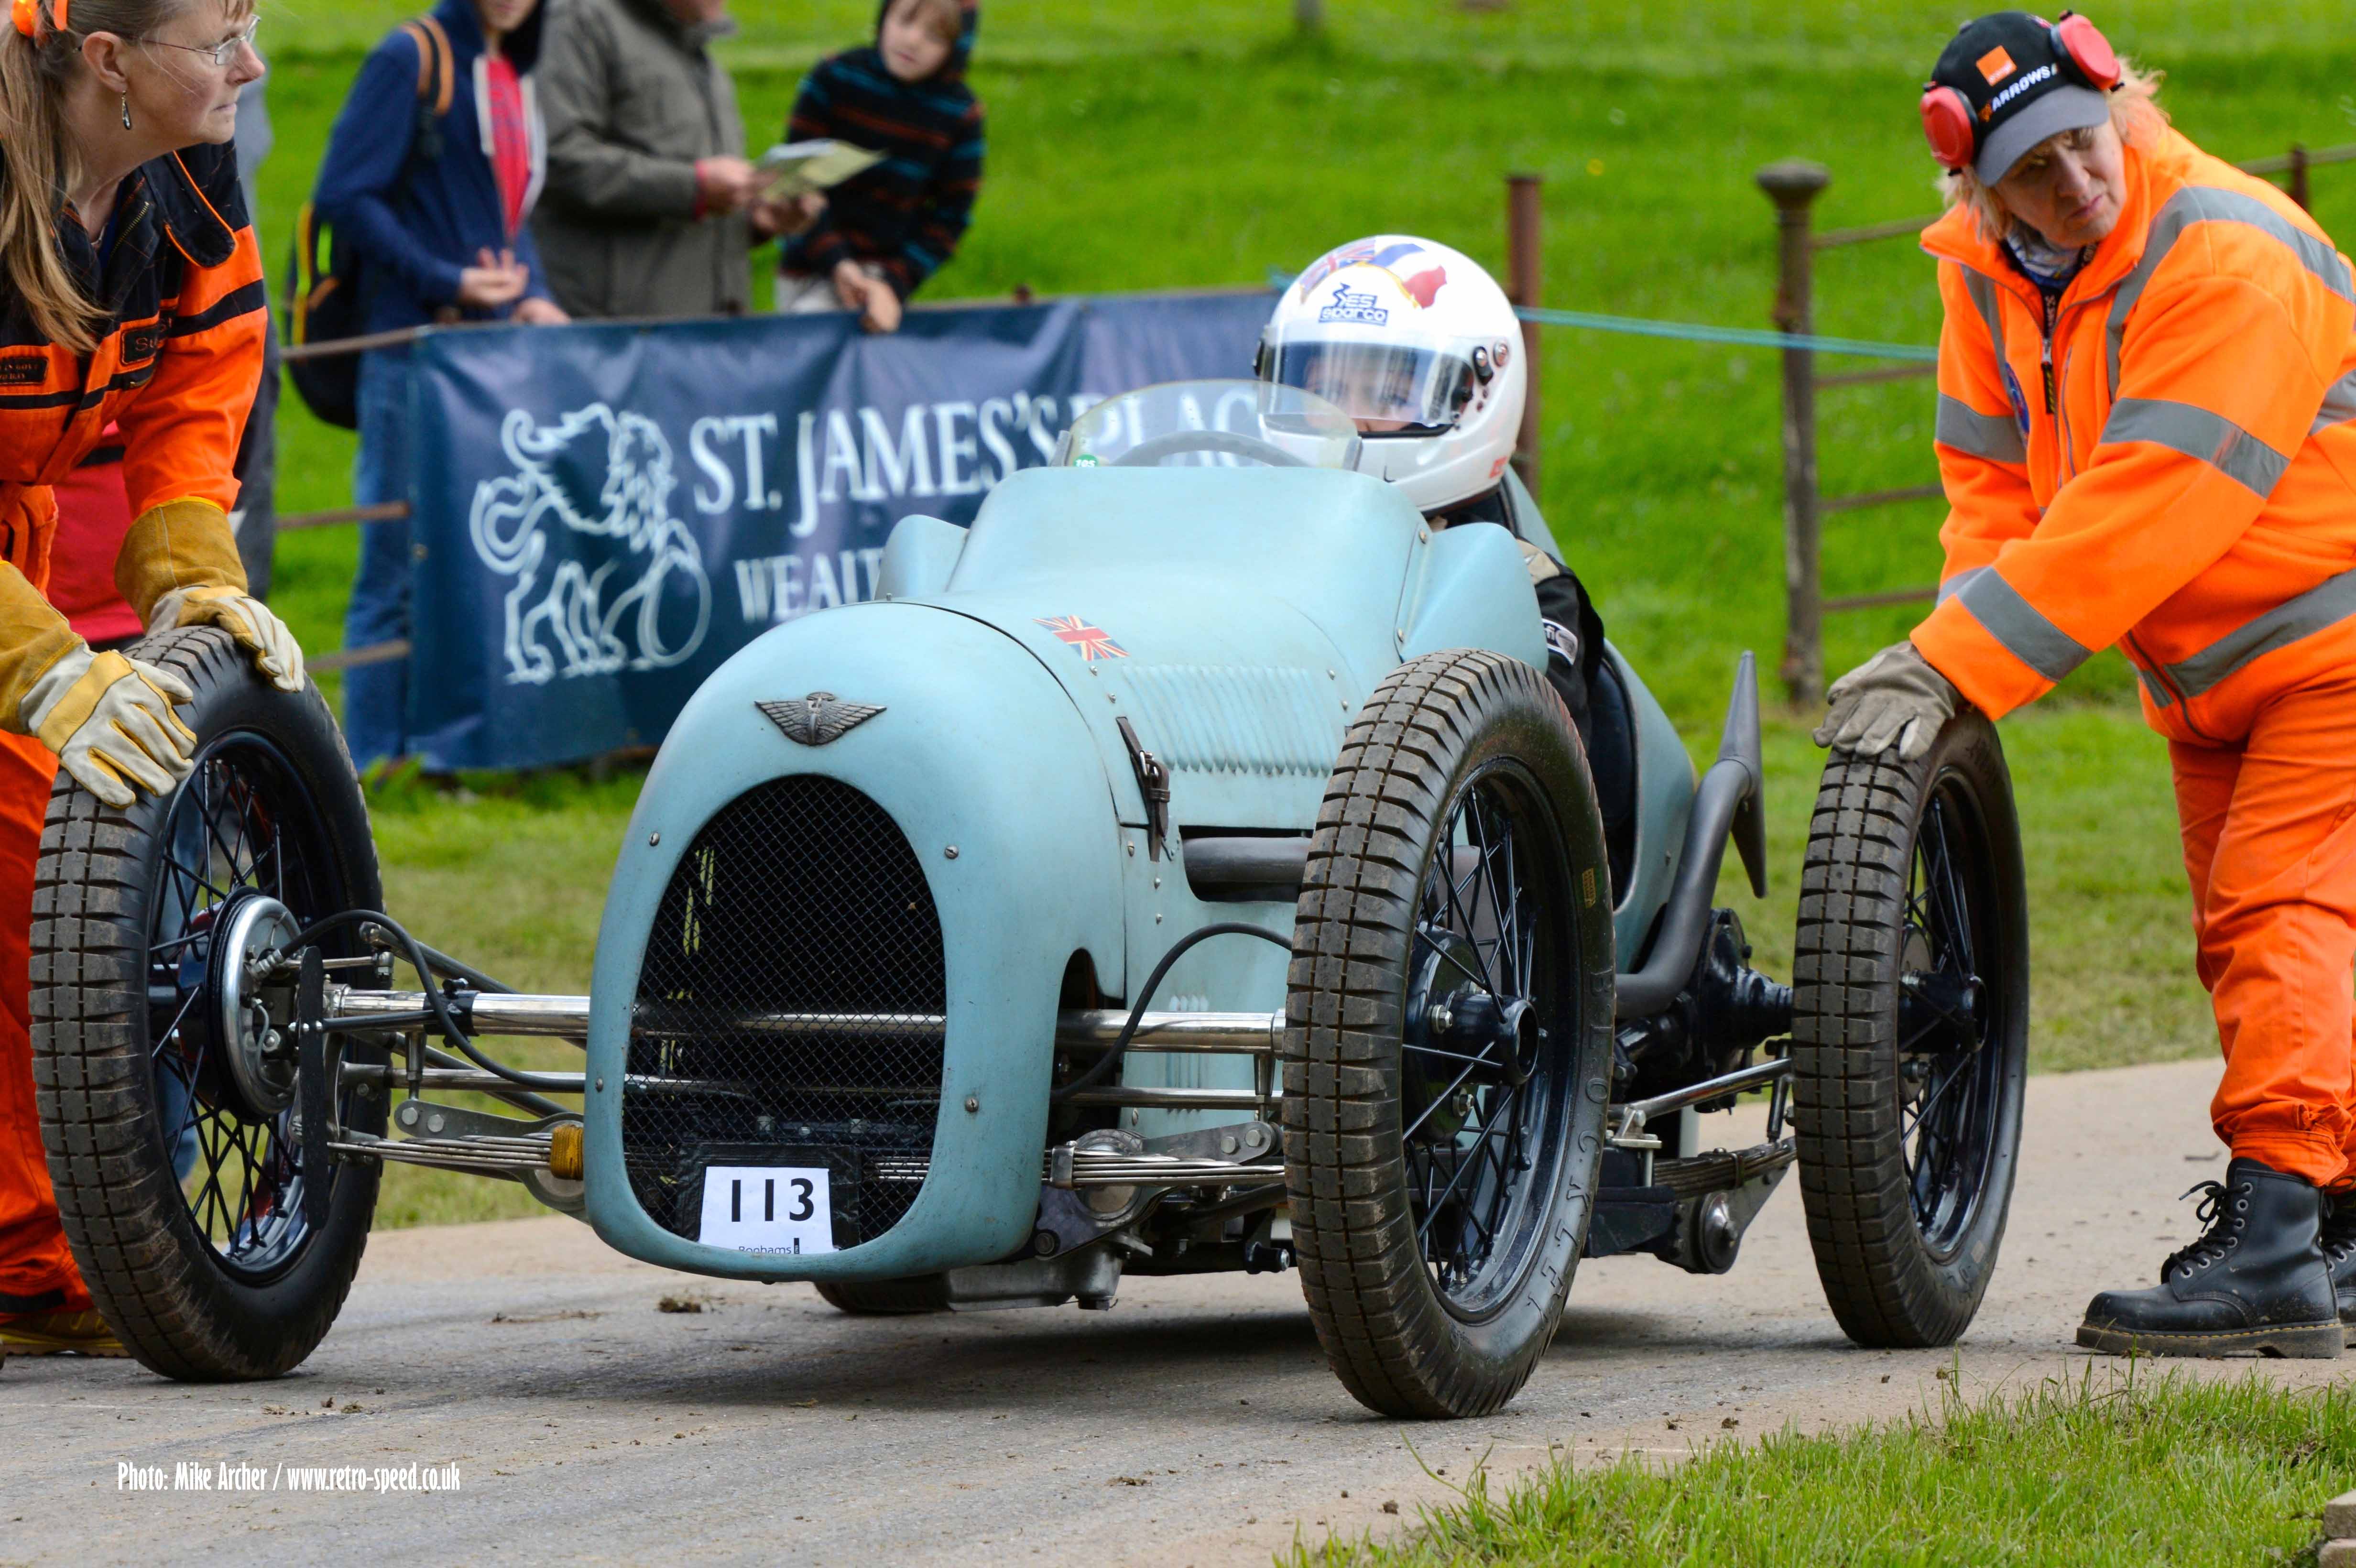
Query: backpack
283 15 455 430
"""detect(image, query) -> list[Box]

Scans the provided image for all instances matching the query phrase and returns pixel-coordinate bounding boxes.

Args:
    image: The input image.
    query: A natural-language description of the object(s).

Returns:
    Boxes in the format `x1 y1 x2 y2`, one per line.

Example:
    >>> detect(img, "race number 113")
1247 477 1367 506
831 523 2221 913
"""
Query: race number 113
697 1165 836 1255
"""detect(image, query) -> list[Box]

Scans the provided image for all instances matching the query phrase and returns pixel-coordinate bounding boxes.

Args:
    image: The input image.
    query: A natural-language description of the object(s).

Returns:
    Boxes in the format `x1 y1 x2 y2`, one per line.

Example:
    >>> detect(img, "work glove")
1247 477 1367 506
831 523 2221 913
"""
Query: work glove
1813 640 1961 763
22 647 197 807
149 585 304 694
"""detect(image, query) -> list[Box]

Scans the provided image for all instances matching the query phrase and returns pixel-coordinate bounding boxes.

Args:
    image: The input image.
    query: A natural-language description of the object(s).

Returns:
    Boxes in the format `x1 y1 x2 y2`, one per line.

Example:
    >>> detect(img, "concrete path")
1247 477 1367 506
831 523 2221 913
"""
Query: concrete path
1 1057 2336 1567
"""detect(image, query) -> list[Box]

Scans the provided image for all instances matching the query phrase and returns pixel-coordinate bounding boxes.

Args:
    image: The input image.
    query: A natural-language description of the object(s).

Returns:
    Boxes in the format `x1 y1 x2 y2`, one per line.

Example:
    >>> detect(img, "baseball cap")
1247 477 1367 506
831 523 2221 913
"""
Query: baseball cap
1930 12 2114 183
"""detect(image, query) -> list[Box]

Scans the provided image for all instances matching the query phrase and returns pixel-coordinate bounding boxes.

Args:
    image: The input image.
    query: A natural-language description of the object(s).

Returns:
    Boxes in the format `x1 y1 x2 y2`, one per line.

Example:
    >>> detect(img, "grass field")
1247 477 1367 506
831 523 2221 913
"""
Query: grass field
1281 1368 2356 1566
229 4 2356 1222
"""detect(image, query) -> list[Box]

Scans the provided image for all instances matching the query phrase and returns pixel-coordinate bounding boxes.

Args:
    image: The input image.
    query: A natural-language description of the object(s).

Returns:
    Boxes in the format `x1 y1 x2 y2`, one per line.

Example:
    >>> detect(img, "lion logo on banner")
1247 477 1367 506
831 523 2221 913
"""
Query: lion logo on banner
468 404 712 686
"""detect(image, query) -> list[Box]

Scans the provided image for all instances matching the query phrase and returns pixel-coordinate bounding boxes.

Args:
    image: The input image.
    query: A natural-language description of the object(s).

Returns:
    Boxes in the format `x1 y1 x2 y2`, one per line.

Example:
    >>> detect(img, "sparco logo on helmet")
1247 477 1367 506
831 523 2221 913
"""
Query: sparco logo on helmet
1319 288 1390 327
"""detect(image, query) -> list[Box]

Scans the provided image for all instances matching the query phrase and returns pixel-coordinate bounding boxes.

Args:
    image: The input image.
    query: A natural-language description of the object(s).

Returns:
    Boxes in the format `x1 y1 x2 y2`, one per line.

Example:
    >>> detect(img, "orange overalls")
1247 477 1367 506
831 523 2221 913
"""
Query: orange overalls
0 143 263 1315
1912 127 2356 1186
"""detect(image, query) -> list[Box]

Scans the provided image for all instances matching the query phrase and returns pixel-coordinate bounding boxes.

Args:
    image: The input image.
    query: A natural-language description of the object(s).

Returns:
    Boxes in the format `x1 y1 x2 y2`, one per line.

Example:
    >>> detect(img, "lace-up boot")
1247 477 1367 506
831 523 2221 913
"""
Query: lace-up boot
2322 1189 2356 1346
2077 1157 2341 1358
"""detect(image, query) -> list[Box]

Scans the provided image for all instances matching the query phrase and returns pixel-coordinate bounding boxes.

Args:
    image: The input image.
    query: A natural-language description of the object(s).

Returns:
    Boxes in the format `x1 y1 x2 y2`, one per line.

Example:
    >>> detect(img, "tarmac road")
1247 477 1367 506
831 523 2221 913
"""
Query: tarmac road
2 1056 2339 1568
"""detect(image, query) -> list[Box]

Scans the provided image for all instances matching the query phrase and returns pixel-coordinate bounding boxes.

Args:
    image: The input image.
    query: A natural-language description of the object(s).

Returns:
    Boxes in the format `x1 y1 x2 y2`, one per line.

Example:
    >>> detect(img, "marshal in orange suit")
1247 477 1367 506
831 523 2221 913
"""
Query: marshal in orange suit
1820 11 2356 1359
0 0 302 1361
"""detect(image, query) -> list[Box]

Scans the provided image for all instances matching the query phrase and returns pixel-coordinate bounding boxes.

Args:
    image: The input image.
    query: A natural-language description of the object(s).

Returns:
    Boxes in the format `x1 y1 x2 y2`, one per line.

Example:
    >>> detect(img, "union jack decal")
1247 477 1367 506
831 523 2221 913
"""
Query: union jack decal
1035 615 1129 661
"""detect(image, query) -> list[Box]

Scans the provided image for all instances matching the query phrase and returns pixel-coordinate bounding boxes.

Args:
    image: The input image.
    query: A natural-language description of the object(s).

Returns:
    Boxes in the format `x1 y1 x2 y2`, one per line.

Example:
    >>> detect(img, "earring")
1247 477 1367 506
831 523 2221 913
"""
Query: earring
119 94 131 131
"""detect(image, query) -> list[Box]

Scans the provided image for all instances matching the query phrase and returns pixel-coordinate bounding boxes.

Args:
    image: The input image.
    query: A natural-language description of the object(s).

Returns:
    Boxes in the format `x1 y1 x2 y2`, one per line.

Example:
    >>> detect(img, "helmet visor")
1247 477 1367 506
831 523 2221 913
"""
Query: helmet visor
1265 339 1479 435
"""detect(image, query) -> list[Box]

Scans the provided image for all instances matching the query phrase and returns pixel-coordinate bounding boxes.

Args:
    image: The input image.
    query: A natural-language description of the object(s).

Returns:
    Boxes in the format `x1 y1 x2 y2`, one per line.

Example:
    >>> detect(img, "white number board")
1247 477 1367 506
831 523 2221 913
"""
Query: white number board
697 1165 836 1255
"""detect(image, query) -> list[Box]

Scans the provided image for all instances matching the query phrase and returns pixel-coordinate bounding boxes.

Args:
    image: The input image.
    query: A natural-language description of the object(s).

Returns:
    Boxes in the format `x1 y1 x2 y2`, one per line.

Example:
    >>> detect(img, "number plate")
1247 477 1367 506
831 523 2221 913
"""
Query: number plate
696 1165 836 1255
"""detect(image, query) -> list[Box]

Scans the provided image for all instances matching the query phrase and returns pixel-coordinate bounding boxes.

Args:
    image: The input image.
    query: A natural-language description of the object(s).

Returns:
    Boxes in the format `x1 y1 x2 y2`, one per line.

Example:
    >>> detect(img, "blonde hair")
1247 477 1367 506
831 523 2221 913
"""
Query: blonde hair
0 0 228 352
1942 59 2170 244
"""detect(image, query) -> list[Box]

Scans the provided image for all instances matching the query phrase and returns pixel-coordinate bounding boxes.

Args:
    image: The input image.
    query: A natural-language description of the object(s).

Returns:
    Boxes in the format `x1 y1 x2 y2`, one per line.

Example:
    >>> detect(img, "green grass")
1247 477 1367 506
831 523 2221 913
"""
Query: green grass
1283 1368 2356 1567
244 5 2351 1222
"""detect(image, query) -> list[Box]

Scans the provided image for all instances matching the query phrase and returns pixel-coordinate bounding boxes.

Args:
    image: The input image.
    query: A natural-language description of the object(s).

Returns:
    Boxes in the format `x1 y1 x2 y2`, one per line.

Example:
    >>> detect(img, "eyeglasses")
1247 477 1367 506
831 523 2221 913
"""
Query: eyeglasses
144 17 259 68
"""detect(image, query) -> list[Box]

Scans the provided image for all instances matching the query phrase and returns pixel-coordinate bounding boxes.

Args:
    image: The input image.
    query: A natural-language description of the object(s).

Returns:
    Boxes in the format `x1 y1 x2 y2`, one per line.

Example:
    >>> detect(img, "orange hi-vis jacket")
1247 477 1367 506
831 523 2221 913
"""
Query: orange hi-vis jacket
0 142 261 724
1910 127 2356 740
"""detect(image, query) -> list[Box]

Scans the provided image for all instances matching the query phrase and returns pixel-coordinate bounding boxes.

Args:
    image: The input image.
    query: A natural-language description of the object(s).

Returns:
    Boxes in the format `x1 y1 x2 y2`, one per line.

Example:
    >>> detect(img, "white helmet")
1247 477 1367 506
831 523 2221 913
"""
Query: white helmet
1259 235 1524 514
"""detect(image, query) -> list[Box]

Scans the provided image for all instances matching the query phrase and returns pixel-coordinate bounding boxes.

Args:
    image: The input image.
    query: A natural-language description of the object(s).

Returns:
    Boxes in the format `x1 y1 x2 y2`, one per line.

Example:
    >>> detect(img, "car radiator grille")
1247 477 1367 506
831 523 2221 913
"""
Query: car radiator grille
623 776 947 1249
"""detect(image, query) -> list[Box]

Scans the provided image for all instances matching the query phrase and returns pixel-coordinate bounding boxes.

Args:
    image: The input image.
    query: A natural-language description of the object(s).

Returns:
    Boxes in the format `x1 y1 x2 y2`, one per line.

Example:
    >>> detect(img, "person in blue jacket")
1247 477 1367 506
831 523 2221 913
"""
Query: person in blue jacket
313 0 569 770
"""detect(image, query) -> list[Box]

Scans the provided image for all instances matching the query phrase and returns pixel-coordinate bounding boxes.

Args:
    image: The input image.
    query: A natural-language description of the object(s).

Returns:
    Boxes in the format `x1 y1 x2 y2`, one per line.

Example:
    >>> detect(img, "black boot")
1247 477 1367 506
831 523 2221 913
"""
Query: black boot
2322 1189 2356 1347
2077 1158 2342 1359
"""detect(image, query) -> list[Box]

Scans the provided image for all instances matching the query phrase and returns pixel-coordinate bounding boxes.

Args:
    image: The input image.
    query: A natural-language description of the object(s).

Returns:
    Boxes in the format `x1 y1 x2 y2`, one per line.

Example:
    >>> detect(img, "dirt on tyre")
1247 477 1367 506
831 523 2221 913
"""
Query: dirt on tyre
33 626 385 1380
1284 650 1615 1420
813 1276 949 1314
1793 712 2029 1348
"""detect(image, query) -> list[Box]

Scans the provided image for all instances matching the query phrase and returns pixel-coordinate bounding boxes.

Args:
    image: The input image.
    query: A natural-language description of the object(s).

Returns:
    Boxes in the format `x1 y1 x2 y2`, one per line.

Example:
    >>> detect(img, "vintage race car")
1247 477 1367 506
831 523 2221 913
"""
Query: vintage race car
35 380 2029 1418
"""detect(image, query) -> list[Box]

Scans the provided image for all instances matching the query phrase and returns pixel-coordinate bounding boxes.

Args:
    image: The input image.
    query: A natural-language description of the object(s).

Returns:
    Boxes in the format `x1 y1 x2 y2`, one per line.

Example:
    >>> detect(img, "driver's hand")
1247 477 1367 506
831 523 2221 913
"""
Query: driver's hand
1813 640 1960 762
23 647 197 807
150 585 305 693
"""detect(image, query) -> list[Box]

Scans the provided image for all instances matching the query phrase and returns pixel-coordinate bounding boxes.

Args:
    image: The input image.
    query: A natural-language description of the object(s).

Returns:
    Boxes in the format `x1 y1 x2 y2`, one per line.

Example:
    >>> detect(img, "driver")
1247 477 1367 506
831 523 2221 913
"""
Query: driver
1260 236 1608 743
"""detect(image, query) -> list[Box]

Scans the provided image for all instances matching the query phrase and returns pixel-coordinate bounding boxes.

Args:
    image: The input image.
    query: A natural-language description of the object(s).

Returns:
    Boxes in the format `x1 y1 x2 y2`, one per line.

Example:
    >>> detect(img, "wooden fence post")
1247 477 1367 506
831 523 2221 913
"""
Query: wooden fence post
1506 172 1544 495
1756 159 1832 711
2291 143 2312 211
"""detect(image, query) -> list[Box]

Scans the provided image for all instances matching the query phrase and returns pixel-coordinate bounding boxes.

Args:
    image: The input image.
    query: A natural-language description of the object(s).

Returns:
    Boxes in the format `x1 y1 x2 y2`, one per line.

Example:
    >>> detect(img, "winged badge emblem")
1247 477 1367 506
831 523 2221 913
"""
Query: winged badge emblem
758 692 886 747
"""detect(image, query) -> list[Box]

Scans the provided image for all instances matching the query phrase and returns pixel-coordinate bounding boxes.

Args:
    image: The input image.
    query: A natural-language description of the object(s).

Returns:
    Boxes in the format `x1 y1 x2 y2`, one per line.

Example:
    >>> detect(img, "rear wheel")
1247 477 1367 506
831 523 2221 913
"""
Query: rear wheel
1285 651 1614 1419
1792 714 2029 1347
33 628 383 1380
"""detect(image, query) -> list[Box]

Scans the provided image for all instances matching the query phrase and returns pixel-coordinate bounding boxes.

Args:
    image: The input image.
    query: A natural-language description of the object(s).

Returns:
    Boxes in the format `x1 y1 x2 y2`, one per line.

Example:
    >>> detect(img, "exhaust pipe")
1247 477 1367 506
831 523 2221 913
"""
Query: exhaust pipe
1612 653 1769 1020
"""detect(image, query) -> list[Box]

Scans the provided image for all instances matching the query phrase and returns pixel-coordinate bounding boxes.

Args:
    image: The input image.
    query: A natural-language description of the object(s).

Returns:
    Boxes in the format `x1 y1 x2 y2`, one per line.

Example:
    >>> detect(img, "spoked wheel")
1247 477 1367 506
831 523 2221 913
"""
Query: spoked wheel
34 629 384 1380
1793 713 2029 1347
1286 651 1614 1419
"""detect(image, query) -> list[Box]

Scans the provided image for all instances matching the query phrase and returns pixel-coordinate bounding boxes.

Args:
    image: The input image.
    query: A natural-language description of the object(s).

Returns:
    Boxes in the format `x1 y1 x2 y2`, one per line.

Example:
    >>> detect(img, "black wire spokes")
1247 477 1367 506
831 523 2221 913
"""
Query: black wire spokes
1896 782 2001 1255
1401 770 1563 1314
146 740 318 1278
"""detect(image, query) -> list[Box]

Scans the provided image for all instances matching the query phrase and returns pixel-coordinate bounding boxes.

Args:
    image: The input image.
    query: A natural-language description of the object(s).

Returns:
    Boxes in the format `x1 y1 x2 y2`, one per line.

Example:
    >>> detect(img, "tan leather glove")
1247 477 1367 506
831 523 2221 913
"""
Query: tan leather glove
23 648 197 807
1813 641 1962 762
148 584 304 693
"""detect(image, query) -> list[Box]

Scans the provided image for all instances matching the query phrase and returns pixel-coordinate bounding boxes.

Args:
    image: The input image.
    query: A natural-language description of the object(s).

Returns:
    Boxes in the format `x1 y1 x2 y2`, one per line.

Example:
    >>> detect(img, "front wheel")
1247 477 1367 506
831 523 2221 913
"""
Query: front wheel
1285 651 1615 1419
1792 714 2029 1347
33 628 384 1380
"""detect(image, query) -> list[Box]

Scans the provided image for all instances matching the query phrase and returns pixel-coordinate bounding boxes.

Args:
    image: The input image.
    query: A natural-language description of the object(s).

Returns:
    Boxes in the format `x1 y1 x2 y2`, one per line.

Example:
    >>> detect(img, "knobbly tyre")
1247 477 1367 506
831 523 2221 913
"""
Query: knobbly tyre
34 380 2030 1418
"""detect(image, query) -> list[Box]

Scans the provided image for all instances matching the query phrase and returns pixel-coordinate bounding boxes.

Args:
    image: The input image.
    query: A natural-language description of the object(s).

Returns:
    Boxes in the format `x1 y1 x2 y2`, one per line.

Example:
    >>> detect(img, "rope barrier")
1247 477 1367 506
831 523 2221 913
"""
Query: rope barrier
1509 305 1937 362
1265 270 1936 362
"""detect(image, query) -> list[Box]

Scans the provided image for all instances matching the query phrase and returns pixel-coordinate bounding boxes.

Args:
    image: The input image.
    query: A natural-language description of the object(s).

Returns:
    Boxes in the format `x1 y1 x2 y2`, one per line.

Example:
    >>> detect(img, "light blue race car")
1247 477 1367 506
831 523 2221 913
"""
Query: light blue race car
38 380 2032 1418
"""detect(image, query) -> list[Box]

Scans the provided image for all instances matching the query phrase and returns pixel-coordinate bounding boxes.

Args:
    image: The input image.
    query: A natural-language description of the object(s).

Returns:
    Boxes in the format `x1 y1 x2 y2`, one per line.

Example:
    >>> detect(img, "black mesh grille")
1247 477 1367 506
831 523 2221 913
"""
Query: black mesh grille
623 776 946 1247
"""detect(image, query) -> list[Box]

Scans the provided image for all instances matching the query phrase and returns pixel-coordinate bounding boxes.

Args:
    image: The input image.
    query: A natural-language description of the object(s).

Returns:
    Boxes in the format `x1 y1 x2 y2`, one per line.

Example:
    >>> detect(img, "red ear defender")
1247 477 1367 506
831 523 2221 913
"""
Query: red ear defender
1920 85 1977 171
2054 12 2121 90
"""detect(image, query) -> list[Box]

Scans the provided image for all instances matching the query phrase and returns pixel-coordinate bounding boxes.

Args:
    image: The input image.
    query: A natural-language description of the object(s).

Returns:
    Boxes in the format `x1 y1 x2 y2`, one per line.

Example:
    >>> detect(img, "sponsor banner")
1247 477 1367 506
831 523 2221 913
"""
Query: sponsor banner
403 291 1272 769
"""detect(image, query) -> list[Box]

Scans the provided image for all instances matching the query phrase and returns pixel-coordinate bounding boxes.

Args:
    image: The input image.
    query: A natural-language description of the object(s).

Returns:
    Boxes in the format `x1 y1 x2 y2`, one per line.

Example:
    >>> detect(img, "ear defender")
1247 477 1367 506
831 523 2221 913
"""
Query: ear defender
1920 85 1978 170
2053 12 2122 90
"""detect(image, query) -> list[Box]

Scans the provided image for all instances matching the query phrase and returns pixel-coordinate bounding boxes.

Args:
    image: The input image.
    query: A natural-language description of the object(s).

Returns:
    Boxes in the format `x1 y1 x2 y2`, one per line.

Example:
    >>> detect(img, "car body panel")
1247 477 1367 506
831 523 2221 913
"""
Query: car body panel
581 462 1679 1280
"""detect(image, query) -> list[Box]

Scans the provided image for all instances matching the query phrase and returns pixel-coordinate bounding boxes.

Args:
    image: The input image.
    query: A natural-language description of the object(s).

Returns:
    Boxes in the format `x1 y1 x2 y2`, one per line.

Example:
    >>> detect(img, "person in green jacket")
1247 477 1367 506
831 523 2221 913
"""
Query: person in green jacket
531 0 812 318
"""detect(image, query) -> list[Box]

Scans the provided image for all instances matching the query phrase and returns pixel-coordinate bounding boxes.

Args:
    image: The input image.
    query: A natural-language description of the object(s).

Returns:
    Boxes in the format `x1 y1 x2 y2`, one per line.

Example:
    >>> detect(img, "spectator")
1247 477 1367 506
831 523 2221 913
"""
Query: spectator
534 0 816 320
779 0 984 334
312 0 569 771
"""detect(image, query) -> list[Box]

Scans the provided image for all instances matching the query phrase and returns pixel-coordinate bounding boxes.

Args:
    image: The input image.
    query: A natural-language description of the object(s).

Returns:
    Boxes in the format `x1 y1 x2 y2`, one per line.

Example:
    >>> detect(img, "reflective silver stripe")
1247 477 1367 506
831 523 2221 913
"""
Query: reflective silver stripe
2108 185 2356 396
2100 397 2293 498
2151 566 2356 701
1956 569 2090 682
2135 666 2175 709
1938 566 1992 604
2315 369 2356 436
1935 394 2027 463
1962 268 2008 361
